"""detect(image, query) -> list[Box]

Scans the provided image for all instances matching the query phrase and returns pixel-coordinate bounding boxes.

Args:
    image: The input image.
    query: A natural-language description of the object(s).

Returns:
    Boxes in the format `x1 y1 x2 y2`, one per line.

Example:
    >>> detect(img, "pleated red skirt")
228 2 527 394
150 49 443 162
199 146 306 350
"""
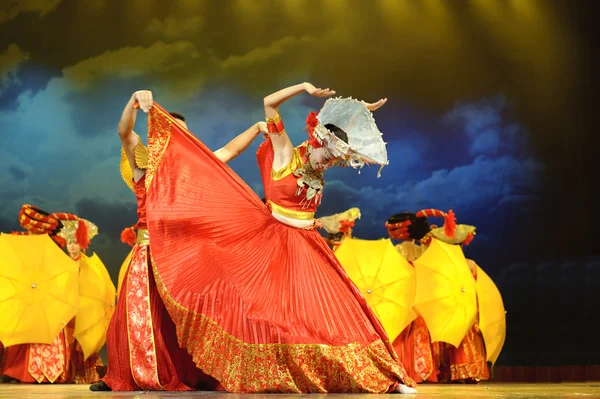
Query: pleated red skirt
143 104 416 393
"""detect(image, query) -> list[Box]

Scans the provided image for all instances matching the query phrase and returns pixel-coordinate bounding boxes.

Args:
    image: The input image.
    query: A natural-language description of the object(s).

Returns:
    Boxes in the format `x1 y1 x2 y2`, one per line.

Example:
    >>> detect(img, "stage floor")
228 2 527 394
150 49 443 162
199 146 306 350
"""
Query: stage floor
0 383 599 399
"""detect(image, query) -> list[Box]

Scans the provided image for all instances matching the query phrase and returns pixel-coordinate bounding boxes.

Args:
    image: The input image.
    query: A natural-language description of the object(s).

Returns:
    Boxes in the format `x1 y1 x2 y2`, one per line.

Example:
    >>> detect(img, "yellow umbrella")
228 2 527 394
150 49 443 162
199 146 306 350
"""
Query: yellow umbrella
73 253 116 359
475 264 506 364
0 233 79 346
117 248 133 299
412 238 477 347
335 237 417 342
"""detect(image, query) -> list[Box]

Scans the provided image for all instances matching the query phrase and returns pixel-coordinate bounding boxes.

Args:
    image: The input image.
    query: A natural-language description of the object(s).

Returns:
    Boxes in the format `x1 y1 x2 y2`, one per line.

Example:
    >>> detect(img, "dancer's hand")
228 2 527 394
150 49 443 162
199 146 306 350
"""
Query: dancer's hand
363 98 387 112
132 90 153 113
304 83 336 98
257 121 269 135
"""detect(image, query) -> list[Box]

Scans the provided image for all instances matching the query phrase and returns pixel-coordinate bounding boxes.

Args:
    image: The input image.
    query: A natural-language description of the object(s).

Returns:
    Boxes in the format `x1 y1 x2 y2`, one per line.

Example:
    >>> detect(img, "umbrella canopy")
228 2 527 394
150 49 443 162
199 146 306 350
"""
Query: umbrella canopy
335 237 416 342
0 233 79 346
475 264 506 364
412 238 477 347
73 253 116 359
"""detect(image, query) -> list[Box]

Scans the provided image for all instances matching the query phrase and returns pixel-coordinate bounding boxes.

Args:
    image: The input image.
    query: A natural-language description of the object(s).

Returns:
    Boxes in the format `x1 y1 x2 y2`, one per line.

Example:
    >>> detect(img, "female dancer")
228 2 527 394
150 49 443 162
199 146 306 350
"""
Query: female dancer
90 90 268 391
387 210 487 383
1 206 103 384
141 83 417 393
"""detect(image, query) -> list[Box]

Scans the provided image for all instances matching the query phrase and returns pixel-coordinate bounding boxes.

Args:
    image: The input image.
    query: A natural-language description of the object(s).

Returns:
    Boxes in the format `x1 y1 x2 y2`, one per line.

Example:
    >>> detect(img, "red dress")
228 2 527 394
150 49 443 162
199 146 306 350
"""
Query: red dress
391 242 438 383
1 309 100 383
144 104 416 393
101 175 215 391
444 261 489 382
393 316 439 383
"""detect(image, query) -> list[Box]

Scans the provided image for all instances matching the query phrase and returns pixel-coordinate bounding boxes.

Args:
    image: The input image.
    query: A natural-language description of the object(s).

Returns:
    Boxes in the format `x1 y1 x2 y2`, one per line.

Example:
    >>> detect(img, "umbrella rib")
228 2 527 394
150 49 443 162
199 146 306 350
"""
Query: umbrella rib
418 266 458 288
369 242 388 288
376 278 410 291
45 291 79 310
414 294 455 307
4 302 29 344
46 268 78 282
369 293 412 309
0 275 25 284
0 292 23 304
351 246 372 287
438 302 461 343
0 242 32 341
37 233 57 340
41 303 56 344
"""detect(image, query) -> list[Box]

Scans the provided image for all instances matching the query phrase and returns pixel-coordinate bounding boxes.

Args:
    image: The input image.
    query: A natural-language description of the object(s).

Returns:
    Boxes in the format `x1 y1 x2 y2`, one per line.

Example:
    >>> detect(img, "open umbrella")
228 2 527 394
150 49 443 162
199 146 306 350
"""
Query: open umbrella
73 253 116 359
335 237 416 342
475 264 506 364
0 233 79 346
412 238 477 347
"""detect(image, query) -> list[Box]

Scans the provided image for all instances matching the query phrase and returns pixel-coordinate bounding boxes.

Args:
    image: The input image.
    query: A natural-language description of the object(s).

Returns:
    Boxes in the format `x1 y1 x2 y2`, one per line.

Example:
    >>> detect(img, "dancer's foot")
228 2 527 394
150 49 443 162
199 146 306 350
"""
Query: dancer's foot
396 384 418 394
0 375 19 383
89 380 112 391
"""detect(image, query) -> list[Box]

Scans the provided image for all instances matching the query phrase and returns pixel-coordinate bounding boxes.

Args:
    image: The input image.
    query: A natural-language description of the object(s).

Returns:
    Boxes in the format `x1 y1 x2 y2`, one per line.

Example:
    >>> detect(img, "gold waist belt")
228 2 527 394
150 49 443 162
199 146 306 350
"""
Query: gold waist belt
137 229 149 245
268 200 315 220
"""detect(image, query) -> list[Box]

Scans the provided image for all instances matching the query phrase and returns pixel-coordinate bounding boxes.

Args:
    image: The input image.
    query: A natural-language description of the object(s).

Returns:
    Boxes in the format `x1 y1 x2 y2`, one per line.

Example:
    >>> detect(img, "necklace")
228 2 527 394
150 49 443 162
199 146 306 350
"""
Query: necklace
293 155 324 207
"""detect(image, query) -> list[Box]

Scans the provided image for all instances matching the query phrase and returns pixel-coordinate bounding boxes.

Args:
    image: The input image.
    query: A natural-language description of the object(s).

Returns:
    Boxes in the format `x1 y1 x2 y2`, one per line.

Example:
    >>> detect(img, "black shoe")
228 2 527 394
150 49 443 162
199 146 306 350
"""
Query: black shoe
89 380 112 391
0 375 19 383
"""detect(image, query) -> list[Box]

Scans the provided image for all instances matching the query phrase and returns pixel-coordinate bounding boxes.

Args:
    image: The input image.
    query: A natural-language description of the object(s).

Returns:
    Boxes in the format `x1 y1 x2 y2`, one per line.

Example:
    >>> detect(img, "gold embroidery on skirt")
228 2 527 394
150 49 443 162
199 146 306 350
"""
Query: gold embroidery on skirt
150 257 414 393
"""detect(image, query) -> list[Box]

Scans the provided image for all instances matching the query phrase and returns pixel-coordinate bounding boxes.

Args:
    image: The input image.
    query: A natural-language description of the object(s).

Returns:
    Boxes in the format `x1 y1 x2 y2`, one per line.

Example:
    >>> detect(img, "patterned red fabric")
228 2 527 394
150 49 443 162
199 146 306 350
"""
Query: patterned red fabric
446 323 490 382
445 263 489 382
393 316 438 383
101 176 214 391
0 323 100 384
29 332 67 383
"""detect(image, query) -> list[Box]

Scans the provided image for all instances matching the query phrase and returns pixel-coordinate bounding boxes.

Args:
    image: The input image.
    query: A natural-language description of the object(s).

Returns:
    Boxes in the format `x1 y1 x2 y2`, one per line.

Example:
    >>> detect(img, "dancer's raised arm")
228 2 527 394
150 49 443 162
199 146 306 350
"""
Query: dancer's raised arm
214 122 268 163
118 90 153 182
263 83 335 170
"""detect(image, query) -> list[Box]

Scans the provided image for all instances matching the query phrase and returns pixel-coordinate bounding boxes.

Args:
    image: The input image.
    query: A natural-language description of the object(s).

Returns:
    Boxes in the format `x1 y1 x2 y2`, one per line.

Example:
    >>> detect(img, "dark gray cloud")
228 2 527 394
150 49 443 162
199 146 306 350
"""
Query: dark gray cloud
8 165 26 180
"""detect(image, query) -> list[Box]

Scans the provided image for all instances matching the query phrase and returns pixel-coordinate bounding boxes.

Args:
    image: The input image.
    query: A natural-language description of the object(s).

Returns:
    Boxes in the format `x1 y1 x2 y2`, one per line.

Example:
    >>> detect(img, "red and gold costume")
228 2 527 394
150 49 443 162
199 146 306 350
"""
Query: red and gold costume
390 241 438 383
442 259 489 382
1 320 101 384
0 206 102 384
100 139 211 391
387 209 489 383
317 208 361 251
143 103 415 393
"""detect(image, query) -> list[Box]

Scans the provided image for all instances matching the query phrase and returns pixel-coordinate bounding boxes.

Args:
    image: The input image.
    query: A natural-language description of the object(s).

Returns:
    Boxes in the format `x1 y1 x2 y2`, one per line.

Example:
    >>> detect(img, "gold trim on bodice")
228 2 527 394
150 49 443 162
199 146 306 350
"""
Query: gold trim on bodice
270 143 324 206
271 147 303 181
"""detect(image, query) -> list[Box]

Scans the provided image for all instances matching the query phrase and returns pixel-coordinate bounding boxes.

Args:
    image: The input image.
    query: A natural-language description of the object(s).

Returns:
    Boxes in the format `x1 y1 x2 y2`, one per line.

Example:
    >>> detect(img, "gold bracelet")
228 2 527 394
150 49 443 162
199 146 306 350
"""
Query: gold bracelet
265 113 282 124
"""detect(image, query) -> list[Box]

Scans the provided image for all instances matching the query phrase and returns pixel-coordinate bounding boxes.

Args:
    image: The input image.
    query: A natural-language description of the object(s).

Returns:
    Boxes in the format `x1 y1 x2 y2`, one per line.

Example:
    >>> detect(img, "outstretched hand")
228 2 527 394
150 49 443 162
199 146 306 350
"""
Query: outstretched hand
304 83 336 98
363 98 387 112
132 90 153 113
257 121 269 137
